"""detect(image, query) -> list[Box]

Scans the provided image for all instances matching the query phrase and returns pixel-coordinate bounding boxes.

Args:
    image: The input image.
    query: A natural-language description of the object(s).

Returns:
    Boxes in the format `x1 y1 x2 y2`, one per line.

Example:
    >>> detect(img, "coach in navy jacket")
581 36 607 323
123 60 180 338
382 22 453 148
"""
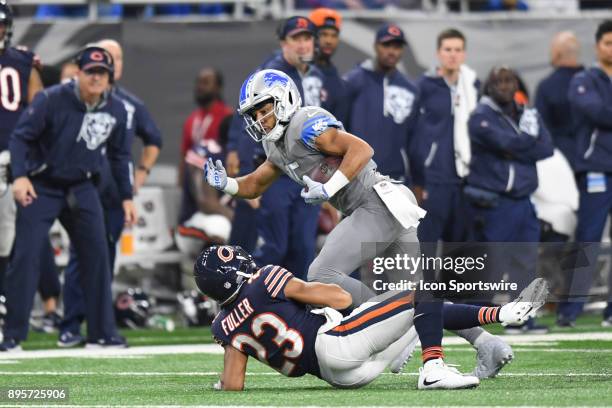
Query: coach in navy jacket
467 67 553 243
344 24 419 184
557 20 612 325
1 46 133 350
59 39 163 344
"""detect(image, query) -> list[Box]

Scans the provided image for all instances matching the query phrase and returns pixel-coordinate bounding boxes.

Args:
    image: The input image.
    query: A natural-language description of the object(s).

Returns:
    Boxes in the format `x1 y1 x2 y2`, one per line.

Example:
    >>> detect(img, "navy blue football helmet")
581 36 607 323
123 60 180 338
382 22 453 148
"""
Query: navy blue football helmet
114 288 152 329
194 245 257 307
0 1 13 50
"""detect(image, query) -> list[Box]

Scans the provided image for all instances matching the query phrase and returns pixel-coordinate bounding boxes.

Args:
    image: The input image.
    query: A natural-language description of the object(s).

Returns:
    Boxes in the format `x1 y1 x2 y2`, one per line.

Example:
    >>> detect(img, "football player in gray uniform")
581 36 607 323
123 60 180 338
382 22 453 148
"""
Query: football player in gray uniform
205 69 511 388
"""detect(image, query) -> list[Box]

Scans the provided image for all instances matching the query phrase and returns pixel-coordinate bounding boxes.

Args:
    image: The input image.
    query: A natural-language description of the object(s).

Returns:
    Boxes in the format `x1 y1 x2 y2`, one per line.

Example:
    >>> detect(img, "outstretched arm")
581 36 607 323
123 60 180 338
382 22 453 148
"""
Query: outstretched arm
205 158 282 199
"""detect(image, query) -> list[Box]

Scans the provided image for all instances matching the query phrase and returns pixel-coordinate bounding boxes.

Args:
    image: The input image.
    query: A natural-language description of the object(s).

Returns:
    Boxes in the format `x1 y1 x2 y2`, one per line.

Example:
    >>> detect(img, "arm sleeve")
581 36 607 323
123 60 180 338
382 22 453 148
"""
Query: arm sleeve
299 112 343 151
468 112 540 157
513 114 554 163
568 74 612 129
8 91 49 178
134 101 163 148
260 265 294 301
107 111 134 200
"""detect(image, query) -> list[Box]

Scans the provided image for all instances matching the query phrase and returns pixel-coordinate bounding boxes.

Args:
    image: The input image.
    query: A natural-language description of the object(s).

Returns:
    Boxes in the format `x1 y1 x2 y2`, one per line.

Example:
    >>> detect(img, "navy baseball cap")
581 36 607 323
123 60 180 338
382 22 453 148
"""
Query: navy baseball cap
376 23 407 45
77 46 114 73
278 16 316 39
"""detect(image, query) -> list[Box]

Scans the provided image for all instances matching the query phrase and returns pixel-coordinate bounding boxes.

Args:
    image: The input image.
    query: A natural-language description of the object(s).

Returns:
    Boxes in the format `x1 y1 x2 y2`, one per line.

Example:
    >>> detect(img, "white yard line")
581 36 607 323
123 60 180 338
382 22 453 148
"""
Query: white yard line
0 332 611 361
444 347 612 353
0 344 224 360
0 405 603 408
0 371 610 377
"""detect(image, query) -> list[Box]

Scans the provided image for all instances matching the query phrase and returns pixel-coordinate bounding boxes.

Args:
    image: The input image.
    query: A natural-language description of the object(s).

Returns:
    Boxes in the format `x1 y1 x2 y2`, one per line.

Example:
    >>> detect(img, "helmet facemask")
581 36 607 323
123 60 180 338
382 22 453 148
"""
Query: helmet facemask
217 254 256 307
243 98 289 143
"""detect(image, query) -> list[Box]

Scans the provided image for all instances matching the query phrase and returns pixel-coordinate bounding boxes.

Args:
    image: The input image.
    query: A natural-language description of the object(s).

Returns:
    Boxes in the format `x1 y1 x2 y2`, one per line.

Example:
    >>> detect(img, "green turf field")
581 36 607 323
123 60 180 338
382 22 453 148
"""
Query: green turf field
0 315 611 407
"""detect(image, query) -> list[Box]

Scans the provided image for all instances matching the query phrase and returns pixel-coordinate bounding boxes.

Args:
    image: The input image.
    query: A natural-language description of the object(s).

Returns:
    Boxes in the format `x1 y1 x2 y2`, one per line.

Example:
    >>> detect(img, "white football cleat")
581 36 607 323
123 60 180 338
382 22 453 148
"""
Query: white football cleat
389 326 418 374
418 358 480 390
472 335 513 379
499 278 549 325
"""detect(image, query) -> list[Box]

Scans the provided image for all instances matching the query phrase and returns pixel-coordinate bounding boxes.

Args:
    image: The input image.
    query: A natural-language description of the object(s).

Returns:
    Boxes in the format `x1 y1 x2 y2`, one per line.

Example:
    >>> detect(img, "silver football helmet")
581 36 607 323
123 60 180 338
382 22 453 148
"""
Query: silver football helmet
238 69 302 143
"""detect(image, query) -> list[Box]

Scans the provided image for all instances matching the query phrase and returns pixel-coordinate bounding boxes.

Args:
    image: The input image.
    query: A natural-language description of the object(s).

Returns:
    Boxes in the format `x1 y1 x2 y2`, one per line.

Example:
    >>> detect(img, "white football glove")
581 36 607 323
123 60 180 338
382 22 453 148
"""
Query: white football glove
300 175 329 205
205 158 228 191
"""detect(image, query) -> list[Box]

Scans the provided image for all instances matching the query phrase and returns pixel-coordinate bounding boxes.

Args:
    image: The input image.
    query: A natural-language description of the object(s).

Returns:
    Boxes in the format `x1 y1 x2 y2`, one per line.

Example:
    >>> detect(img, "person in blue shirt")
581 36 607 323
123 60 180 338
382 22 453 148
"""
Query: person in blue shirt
557 21 612 327
343 23 419 185
535 31 583 168
58 39 163 347
466 66 553 334
1 46 135 351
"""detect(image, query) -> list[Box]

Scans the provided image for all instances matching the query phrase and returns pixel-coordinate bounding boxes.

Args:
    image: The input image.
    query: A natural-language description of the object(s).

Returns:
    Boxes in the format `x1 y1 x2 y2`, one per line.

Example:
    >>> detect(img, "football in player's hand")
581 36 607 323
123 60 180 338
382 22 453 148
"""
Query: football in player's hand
308 155 342 184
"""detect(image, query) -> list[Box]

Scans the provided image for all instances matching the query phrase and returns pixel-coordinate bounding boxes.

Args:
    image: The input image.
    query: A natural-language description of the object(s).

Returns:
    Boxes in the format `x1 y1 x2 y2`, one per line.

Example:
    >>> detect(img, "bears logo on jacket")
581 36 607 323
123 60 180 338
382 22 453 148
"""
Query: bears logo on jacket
77 112 117 150
384 85 414 125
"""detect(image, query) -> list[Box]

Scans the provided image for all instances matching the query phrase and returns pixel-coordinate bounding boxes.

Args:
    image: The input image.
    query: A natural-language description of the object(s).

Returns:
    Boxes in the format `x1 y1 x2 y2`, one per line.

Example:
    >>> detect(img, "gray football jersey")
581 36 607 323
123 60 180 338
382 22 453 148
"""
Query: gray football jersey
262 107 386 214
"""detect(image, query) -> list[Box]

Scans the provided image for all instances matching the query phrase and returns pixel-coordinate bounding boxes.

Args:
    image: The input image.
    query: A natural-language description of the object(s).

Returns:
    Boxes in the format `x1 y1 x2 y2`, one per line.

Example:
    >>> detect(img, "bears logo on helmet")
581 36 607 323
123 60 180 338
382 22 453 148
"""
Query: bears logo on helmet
194 245 257 306
114 288 152 329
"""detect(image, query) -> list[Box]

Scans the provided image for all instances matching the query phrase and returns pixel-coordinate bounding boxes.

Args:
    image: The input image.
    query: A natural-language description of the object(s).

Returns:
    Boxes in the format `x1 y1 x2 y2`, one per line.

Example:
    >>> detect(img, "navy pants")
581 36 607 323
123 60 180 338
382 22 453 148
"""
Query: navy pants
253 176 319 279
558 174 612 321
228 199 258 253
4 181 117 342
38 242 61 301
418 183 472 243
60 205 124 335
470 196 540 298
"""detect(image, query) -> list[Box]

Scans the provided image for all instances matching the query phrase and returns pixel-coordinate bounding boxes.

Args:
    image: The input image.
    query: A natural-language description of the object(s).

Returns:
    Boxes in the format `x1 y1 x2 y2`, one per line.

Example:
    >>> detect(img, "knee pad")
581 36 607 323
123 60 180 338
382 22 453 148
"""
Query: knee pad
307 261 342 284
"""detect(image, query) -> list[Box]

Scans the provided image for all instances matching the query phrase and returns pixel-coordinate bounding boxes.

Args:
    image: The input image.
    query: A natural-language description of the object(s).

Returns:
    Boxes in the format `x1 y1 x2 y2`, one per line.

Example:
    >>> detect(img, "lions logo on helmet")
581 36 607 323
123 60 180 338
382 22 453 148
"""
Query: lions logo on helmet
194 245 257 307
238 69 302 143
77 112 117 150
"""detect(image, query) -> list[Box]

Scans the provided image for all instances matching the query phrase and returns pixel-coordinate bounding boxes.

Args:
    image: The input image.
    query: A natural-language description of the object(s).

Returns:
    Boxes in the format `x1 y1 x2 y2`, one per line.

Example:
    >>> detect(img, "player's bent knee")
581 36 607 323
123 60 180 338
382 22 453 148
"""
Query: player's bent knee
307 266 341 284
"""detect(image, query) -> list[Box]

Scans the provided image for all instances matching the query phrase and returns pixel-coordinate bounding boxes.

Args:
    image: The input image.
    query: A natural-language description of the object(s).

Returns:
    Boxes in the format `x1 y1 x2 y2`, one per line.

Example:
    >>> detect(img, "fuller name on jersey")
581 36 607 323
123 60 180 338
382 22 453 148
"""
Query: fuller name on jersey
212 265 326 378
